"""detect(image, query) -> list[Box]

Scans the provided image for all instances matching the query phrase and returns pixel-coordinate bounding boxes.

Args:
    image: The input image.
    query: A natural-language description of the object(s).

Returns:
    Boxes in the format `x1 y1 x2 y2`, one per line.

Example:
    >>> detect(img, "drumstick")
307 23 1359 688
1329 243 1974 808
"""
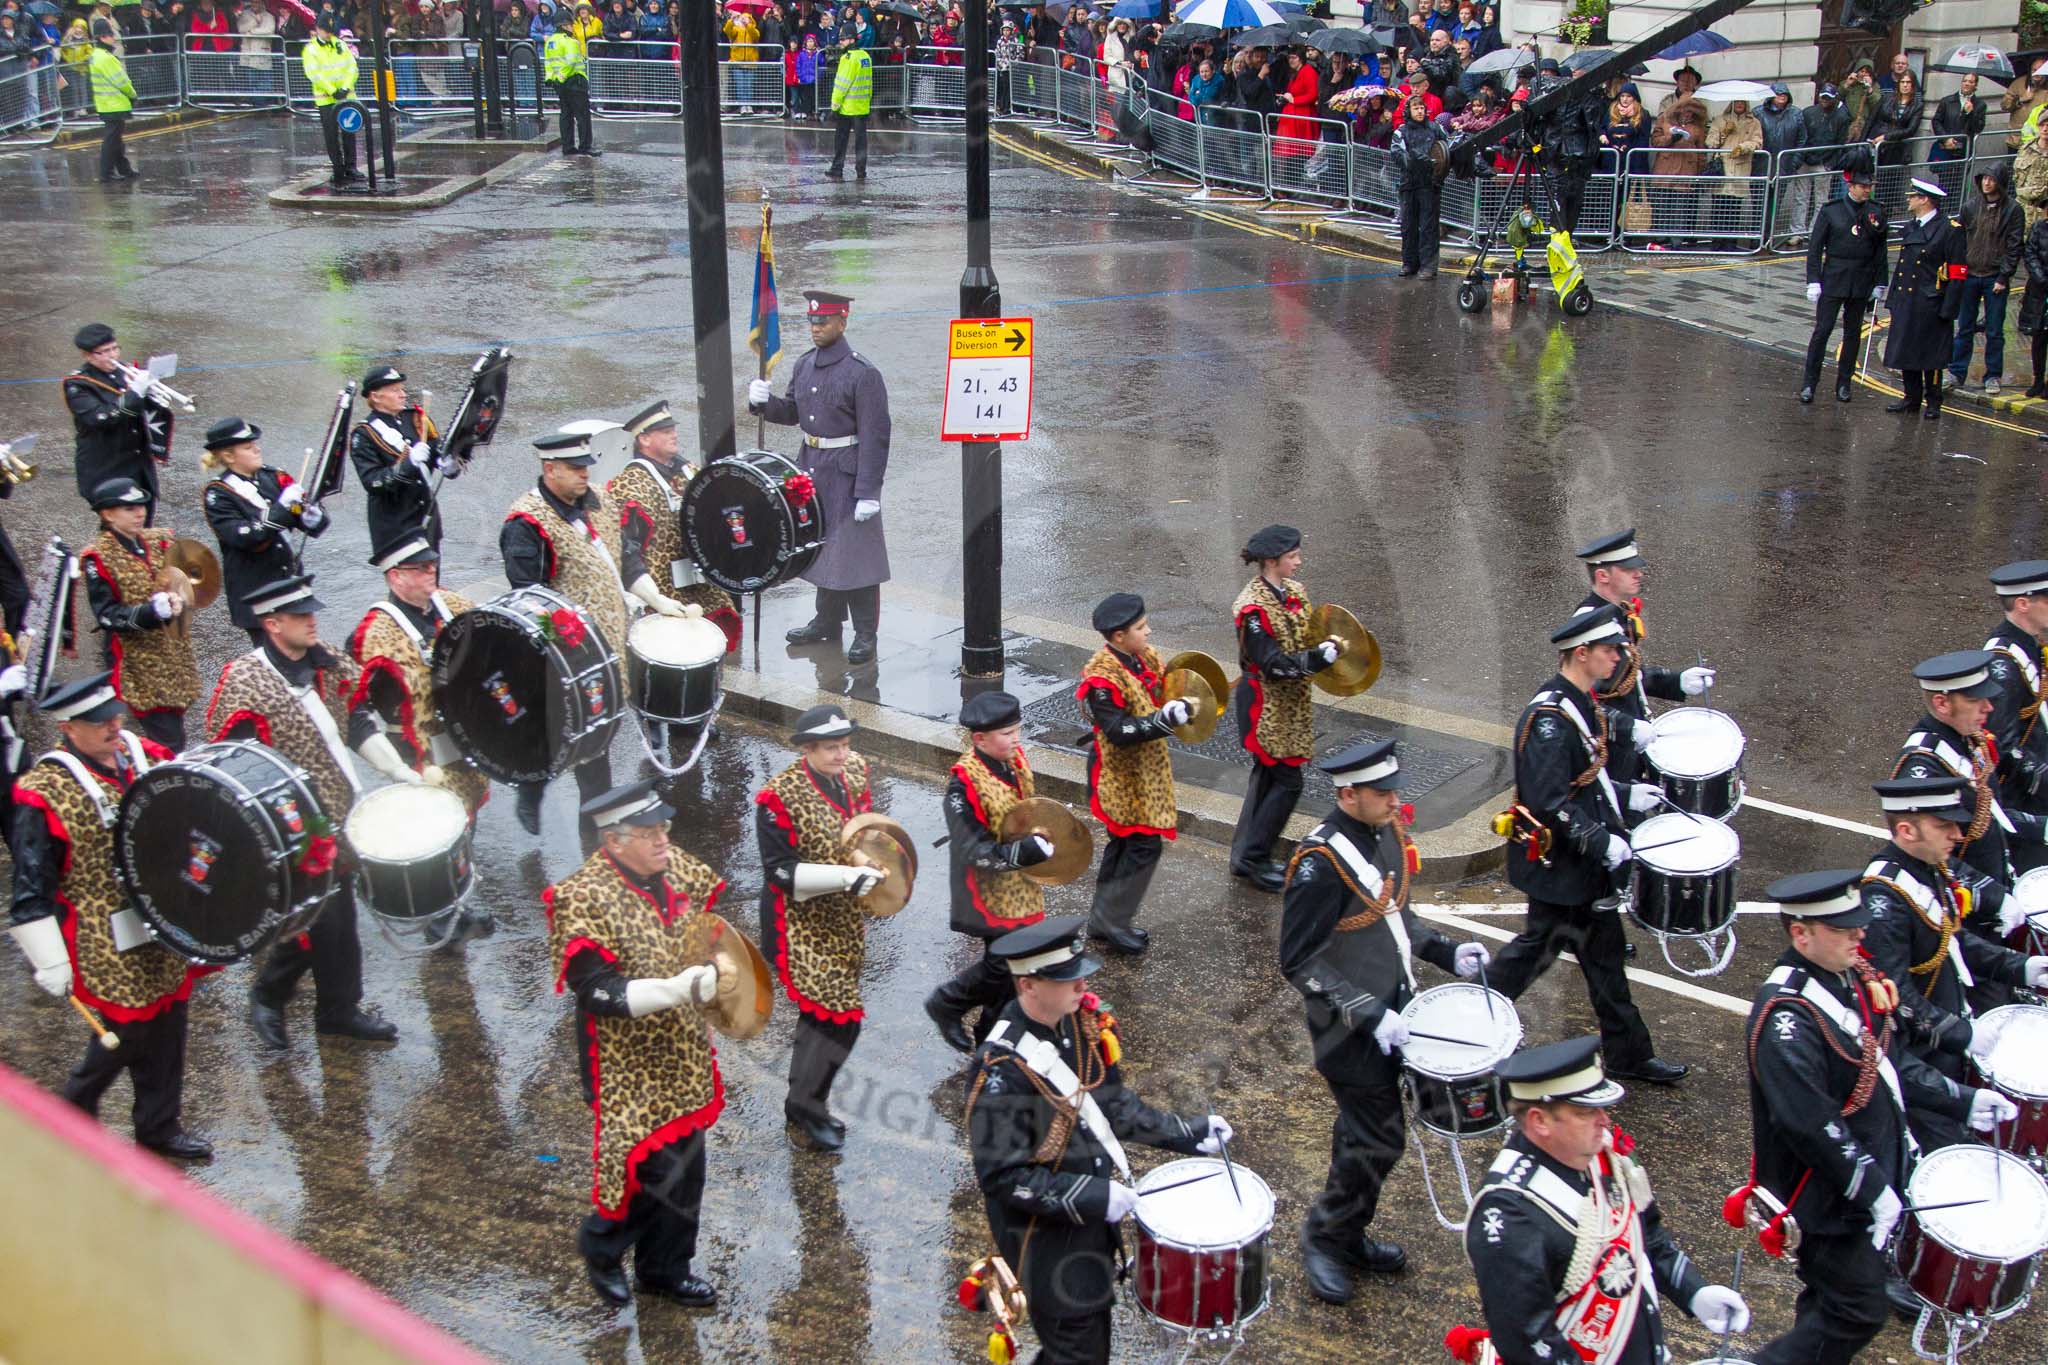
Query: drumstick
1408 1028 1491 1046
1629 834 1709 858
1900 1197 1991 1215
71 995 118 1050
1479 960 1496 1023
1711 1245 1744 1365
1217 1133 1243 1205
1653 791 1713 829
1136 1170 1224 1200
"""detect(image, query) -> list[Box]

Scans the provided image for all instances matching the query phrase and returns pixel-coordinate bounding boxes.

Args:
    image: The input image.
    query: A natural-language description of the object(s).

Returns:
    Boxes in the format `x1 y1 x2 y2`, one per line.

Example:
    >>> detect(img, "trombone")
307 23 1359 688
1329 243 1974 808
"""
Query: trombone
115 359 196 414
0 432 38 487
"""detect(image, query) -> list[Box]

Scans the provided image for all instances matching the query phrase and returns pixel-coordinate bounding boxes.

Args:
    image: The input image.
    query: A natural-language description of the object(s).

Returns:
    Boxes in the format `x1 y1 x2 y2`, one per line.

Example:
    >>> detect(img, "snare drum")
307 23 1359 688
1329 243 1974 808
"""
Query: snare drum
1969 1005 2048 1161
626 614 727 727
346 784 474 926
681 449 824 594
115 741 334 965
431 585 624 785
1132 1157 1274 1331
2006 868 2048 955
1630 813 1740 938
1896 1144 2048 1320
1646 708 1746 820
1400 983 1523 1137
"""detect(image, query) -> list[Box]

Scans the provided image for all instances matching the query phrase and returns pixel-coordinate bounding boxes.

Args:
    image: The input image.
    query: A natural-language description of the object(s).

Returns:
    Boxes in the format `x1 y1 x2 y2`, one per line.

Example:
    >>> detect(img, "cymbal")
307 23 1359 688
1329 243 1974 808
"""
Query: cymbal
167 539 222 611
1163 650 1231 721
843 812 916 917
1308 603 1382 697
699 913 773 1040
998 796 1095 886
1162 667 1220 744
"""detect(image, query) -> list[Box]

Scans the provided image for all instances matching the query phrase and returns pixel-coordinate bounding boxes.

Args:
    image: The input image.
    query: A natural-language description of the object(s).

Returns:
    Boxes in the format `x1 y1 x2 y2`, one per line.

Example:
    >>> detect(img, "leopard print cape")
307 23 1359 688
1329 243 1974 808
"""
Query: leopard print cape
758 755 873 1022
206 648 362 853
80 527 201 714
1233 574 1314 764
952 746 1045 930
605 459 741 630
506 488 628 666
546 844 727 1217
15 737 210 1020
1077 644 1178 838
346 592 490 815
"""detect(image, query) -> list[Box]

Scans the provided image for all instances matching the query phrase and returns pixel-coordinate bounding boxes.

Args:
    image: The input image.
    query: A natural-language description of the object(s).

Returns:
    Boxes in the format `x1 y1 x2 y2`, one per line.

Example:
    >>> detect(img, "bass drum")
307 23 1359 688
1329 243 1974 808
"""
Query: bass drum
681 448 824 594
115 741 335 966
432 585 624 785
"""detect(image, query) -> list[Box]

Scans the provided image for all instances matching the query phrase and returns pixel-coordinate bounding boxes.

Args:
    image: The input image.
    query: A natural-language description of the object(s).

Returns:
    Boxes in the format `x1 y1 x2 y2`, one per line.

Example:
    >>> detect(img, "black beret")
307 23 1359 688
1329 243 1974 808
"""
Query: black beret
960 690 1022 731
73 322 116 351
1091 592 1146 635
1243 524 1301 560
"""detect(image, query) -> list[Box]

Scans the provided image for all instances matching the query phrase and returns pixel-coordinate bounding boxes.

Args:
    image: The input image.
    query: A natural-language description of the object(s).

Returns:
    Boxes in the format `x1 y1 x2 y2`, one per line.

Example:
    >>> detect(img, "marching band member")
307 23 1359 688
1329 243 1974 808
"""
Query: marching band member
753 704 887 1151
1572 528 1716 789
546 779 730 1310
210 573 397 1050
1228 524 1342 891
923 690 1048 1053
201 416 327 645
1077 592 1187 957
1456 1038 1744 1365
501 424 630 834
964 917 1230 1365
1981 559 2048 875
608 399 740 649
8 673 213 1161
1488 606 1688 1085
1742 870 2007 1365
1891 649 2048 886
64 322 168 522
80 477 198 752
350 366 445 552
1281 738 1490 1303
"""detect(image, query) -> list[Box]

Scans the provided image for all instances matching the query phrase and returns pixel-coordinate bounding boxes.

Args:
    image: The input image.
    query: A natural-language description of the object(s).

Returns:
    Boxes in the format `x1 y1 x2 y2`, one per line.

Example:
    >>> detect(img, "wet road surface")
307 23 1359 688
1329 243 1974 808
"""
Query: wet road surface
0 116 2045 1361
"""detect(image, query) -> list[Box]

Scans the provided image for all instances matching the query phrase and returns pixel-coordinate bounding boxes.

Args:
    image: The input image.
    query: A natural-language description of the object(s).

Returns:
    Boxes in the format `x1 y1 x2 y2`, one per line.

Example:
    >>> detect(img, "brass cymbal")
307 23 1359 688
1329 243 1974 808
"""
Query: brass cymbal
167 538 222 611
843 812 916 918
1162 650 1231 720
699 913 774 1040
1161 667 1220 745
1308 603 1382 697
998 796 1095 886
844 812 918 881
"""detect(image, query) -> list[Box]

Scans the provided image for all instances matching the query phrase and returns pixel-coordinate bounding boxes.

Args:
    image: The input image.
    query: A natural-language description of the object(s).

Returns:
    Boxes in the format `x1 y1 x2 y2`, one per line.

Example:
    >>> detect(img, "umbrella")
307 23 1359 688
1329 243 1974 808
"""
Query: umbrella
1463 45 1532 76
725 0 777 10
1325 83 1385 108
25 0 60 15
1231 23 1290 48
1307 27 1382 57
1931 43 2017 84
1693 78 1775 102
1174 0 1283 32
1281 12 1326 35
1109 0 1160 14
873 0 924 19
1560 49 1647 75
1161 21 1219 41
1654 30 1731 61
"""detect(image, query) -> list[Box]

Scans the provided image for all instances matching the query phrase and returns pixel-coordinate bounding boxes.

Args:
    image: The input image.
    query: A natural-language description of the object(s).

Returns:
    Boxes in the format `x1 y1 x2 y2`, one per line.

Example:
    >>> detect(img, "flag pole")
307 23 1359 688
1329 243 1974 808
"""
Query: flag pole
756 193 771 450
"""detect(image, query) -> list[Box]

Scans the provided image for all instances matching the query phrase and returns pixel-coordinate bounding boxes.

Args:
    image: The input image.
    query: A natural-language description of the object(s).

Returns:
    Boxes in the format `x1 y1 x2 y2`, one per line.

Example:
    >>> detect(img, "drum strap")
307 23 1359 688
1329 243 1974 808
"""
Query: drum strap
1860 862 1972 991
1986 638 2045 737
1320 831 1415 990
215 472 284 524
1517 691 1619 817
626 458 684 514
41 732 148 829
259 651 361 797
1896 733 2013 841
369 595 454 659
1753 965 1903 1118
361 416 411 458
983 1020 1132 1181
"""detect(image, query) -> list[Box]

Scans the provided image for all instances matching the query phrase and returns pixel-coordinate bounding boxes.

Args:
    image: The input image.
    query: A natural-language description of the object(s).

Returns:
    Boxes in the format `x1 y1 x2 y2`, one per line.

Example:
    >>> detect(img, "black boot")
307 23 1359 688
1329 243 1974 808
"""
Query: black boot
1299 1228 1355 1305
786 1106 845 1151
316 1006 399 1043
846 631 877 665
1884 398 1919 413
142 1131 214 1161
248 992 289 1050
1837 382 1853 402
516 783 543 834
785 618 839 646
924 991 974 1053
1798 385 1814 404
635 1271 715 1307
585 1253 631 1306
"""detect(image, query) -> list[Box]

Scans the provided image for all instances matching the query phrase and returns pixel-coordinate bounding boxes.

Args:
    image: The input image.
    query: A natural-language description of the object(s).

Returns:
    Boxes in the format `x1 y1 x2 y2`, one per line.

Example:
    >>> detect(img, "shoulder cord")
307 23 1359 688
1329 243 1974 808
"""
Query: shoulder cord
1861 873 1958 980
1595 623 1645 703
1744 963 1892 1117
1514 704 1607 798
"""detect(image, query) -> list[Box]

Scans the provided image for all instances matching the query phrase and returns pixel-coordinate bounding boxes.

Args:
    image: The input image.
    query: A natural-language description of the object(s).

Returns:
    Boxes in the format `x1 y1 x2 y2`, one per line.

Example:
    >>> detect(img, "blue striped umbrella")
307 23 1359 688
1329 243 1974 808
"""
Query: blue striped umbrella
1175 0 1284 31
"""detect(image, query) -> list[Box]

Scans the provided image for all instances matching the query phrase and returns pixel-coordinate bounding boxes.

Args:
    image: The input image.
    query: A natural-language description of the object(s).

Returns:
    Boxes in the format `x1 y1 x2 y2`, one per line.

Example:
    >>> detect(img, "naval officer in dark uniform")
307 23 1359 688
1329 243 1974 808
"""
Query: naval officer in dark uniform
747 289 892 666
1883 177 1968 419
1800 165 1889 404
1983 559 2048 874
1280 738 1492 1304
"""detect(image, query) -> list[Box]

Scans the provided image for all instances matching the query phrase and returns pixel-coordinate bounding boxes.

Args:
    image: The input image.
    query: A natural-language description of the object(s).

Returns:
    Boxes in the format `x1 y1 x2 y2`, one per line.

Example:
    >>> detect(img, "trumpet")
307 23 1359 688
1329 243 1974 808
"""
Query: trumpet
115 360 196 414
0 432 38 486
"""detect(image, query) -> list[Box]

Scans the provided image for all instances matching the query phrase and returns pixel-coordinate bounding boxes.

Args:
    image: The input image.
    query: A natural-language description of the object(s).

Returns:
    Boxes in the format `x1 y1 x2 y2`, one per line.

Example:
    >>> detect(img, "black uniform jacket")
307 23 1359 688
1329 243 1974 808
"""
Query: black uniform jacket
943 749 1036 939
1983 619 2048 817
1506 673 1626 904
1894 714 2048 883
1806 195 1890 299
350 406 442 550
1883 212 1967 371
204 466 326 629
1576 591 1683 782
64 366 159 500
1860 842 2029 1068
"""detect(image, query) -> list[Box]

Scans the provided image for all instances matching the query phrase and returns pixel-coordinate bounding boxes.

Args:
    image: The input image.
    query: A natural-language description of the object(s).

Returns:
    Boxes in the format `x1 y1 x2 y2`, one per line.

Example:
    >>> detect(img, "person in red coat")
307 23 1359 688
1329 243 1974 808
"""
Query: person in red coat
1273 49 1321 153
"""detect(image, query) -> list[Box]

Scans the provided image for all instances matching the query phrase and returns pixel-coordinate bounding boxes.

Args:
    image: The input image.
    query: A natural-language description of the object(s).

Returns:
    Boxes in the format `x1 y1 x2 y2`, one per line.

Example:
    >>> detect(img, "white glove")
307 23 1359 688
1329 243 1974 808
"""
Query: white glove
1157 698 1193 727
746 377 773 407
1105 1181 1140 1223
681 602 704 619
854 499 881 523
1967 1018 1999 1060
1689 1284 1751 1335
1806 281 1823 302
0 663 25 701
1602 833 1632 872
1373 1010 1412 1054
407 440 434 471
1455 942 1491 978
1869 1186 1903 1250
1872 284 1887 303
299 504 327 531
681 962 721 1007
123 365 151 397
278 482 305 510
1680 665 1716 696
1631 717 1655 747
1970 1087 2020 1134
357 732 423 784
1194 1115 1234 1154
1314 638 1341 665
9 917 72 998
624 969 711 1017
420 764 449 788
627 573 687 618
149 591 179 621
2028 956 2048 988
792 861 883 901
1628 782 1664 813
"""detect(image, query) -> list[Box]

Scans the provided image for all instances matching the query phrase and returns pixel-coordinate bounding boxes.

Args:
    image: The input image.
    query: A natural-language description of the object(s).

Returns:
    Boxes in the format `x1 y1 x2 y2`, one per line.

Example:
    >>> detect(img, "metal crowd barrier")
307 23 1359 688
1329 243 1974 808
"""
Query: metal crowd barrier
588 56 680 116
1263 112 1349 210
1617 149 1767 254
181 48 288 109
1008 60 1059 121
0 61 63 142
717 43 782 116
127 50 184 112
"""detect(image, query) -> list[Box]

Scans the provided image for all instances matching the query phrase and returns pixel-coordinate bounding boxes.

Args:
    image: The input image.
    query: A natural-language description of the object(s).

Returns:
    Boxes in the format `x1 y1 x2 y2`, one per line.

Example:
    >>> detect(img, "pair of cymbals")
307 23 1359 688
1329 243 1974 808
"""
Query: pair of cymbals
998 797 1095 886
1162 650 1230 744
1308 604 1382 697
699 913 774 1040
844 812 917 917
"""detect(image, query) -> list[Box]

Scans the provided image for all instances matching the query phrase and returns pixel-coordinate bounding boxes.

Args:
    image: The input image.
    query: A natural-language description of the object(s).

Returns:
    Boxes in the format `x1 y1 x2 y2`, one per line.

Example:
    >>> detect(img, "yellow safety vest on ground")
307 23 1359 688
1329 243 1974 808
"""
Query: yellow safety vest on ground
302 37 358 106
89 46 135 114
544 29 586 83
831 46 871 116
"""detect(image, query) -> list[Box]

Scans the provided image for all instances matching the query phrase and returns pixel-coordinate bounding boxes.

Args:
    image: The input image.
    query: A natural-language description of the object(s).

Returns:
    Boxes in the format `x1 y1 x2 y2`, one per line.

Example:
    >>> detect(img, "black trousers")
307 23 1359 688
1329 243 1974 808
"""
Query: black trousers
252 881 364 1025
1087 831 1161 936
1803 297 1868 389
131 707 185 754
62 997 188 1144
1230 758 1303 872
1398 181 1440 273
787 1013 861 1124
811 584 880 634
829 110 868 173
928 945 1013 1040
578 1131 707 1281
1900 369 1944 410
98 112 132 180
1029 1309 1111 1365
317 102 357 178
2032 330 2048 385
555 75 592 152
1303 1046 1406 1250
1488 896 1653 1069
1753 1229 1889 1365
516 752 613 818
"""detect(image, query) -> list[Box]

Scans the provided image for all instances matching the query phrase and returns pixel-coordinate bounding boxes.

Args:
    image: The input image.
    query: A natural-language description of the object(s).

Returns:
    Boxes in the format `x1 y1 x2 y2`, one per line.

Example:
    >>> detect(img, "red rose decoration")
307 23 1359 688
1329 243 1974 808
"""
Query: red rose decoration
298 834 337 878
1399 802 1415 826
1079 991 1100 1011
784 473 816 507
1283 594 1305 611
550 608 587 649
1609 1123 1636 1156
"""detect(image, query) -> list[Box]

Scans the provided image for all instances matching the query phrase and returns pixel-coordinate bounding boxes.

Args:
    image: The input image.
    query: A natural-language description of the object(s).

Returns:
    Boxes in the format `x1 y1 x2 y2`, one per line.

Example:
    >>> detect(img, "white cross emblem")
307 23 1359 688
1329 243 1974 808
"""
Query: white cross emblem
1482 1209 1505 1243
1596 1253 1637 1296
1774 1012 1798 1040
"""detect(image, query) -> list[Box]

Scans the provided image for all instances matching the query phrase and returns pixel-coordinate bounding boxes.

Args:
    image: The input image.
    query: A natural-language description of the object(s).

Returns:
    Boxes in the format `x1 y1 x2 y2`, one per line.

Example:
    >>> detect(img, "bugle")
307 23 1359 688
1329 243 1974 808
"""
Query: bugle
0 432 39 486
115 357 195 414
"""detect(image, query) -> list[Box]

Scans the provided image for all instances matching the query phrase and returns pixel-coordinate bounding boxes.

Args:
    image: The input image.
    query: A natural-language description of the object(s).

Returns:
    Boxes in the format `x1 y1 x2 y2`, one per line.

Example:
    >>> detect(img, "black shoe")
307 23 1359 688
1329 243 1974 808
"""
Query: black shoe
925 993 974 1053
141 1130 213 1162
248 994 289 1050
2028 381 2048 399
1232 862 1285 893
856 166 866 179
458 909 496 941
1884 398 1919 414
1399 266 1419 277
1798 386 1814 404
1345 1235 1408 1274
344 168 366 181
328 175 348 188
824 166 844 179
316 1007 399 1043
786 1109 845 1151
785 619 840 646
1923 405 1941 420
100 174 118 183
1886 1271 1924 1321
1088 925 1149 956
583 148 604 157
846 631 877 665
1298 1230 1354 1305
1609 1057 1689 1085
1837 383 1853 402
516 785 543 834
586 1253 631 1306
635 1272 715 1308
117 166 139 180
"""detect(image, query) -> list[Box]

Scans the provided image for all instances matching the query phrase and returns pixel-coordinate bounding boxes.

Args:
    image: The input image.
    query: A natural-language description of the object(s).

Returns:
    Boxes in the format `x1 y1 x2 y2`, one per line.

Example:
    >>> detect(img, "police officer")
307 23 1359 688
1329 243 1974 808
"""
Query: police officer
964 917 1230 1364
1983 560 2048 874
350 366 444 553
1281 738 1492 1304
64 322 167 521
1800 165 1889 404
543 17 598 156
302 13 361 187
824 32 872 180
1883 177 1967 419
747 290 891 665
1892 650 2048 886
88 18 137 183
1488 605 1689 1085
1572 528 1715 789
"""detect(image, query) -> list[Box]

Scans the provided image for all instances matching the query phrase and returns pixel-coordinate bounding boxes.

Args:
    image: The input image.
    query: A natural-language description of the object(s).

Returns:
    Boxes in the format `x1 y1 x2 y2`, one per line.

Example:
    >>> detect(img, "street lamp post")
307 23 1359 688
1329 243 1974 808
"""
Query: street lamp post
959 0 1002 679
681 0 737 463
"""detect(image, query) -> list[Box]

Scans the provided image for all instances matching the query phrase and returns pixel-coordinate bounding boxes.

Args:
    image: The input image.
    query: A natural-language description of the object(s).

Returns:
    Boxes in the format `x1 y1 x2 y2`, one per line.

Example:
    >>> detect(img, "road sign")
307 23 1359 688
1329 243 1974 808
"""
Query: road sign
941 317 1033 443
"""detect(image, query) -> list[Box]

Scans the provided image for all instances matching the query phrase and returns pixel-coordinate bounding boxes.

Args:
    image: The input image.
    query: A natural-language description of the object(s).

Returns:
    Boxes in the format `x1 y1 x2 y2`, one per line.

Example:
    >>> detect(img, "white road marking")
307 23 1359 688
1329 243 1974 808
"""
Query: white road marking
1417 908 1753 1016
1741 795 1887 840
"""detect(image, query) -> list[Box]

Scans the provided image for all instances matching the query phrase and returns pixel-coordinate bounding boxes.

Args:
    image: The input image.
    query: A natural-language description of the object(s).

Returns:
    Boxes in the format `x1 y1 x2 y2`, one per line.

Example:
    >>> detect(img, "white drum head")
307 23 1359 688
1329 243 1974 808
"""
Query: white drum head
1633 812 1740 875
1134 1158 1274 1249
1976 1005 2048 1102
1909 1145 2048 1262
2013 868 2048 920
1401 983 1522 1080
345 783 468 863
629 614 728 669
1646 708 1745 779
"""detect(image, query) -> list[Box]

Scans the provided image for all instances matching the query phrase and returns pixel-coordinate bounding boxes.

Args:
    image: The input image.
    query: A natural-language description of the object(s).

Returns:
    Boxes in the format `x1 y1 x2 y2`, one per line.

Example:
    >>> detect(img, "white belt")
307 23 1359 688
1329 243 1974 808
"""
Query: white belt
803 433 858 449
